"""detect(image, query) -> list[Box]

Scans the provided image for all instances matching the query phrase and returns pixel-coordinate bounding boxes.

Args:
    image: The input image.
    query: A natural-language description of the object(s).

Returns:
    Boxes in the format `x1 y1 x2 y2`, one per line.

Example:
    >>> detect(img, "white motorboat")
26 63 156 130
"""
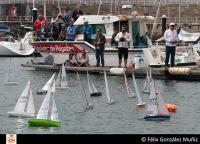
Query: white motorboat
0 32 35 56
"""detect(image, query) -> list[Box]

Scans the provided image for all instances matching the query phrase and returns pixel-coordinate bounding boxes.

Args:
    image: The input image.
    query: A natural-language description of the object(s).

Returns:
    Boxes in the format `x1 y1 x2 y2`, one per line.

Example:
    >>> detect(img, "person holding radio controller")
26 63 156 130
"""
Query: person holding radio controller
115 25 131 68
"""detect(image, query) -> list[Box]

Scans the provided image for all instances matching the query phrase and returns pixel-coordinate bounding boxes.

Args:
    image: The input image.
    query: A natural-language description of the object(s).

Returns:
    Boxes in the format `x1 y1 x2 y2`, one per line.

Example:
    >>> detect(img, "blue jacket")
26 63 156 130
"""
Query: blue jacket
66 25 76 41
82 24 93 39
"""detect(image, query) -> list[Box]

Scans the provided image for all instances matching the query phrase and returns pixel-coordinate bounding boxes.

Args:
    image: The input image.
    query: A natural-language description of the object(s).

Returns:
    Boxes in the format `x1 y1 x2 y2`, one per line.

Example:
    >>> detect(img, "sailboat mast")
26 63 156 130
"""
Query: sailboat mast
57 0 61 13
179 0 181 27
59 69 62 86
24 80 31 112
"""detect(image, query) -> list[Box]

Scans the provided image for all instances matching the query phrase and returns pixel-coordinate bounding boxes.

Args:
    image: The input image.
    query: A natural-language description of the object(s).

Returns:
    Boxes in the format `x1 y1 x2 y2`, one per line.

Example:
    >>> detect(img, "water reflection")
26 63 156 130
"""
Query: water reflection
15 118 26 134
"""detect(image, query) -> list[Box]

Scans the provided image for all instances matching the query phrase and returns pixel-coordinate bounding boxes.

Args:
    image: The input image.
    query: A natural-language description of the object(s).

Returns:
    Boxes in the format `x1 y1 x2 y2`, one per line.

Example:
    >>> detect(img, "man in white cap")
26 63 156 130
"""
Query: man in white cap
164 22 178 67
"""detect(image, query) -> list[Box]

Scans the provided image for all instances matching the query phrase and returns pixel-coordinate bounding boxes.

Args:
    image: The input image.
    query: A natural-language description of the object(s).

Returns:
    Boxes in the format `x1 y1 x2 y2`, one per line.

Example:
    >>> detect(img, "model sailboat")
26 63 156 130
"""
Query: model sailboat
56 64 69 89
123 69 135 98
37 73 56 94
104 70 115 104
142 66 158 94
77 72 93 110
132 70 145 108
28 80 61 127
4 57 19 85
87 71 102 97
144 78 170 121
8 80 35 118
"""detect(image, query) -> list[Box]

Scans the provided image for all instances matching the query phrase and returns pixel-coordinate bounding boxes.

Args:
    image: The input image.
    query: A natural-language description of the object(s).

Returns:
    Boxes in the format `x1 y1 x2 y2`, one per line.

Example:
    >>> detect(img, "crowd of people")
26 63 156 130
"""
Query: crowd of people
33 5 84 41
32 4 179 69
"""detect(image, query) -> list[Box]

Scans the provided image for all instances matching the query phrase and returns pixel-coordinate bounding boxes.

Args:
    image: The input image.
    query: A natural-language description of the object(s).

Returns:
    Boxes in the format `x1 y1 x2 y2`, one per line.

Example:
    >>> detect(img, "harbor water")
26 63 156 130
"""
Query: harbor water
0 57 200 134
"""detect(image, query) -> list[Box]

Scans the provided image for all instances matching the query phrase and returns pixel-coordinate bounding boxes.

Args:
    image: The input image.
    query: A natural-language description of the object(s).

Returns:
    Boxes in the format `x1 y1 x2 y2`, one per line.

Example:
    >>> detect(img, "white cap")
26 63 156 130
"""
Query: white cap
170 23 175 26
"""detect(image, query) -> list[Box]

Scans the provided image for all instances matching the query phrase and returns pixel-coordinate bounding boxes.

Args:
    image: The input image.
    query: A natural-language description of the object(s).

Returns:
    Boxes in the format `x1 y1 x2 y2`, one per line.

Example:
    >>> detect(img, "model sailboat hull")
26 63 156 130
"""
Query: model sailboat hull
28 119 61 127
8 111 35 118
144 115 170 121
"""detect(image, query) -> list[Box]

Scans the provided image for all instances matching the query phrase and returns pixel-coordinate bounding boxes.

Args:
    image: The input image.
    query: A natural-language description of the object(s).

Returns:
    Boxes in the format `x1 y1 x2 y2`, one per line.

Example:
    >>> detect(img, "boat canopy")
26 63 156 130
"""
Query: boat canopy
74 15 119 25
0 24 9 30
74 15 155 25
178 29 200 42
156 29 200 42
0 24 9 31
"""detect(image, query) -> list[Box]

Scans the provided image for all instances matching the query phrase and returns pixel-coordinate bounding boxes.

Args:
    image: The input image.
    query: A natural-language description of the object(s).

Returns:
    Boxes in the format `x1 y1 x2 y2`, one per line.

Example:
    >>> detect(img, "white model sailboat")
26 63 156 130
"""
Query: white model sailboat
123 69 135 98
104 70 115 104
77 72 93 110
87 71 102 97
132 70 145 108
8 80 35 118
144 78 170 121
56 64 69 89
4 57 19 85
28 80 61 127
142 67 158 94
37 73 56 94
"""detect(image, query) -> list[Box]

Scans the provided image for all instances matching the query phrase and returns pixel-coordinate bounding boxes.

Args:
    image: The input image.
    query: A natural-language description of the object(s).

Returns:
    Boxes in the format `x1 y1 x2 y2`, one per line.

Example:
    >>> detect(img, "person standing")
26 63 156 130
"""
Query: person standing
33 15 43 38
164 23 178 67
115 25 131 68
110 28 118 49
82 20 93 44
94 29 106 67
66 19 76 41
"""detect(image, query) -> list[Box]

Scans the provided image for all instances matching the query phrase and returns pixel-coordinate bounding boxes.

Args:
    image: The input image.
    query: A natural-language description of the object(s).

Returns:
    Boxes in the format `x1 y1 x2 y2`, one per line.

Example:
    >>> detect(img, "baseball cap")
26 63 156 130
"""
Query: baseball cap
170 23 175 26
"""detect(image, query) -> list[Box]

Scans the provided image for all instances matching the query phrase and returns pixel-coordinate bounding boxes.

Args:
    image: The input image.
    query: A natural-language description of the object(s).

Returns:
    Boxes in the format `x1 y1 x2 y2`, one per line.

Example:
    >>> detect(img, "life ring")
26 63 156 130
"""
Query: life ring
165 103 177 112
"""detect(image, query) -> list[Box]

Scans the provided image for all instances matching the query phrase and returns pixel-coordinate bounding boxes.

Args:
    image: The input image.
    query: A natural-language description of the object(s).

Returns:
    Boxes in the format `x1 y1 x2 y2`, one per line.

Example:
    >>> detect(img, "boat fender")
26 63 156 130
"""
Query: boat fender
165 103 177 112
110 68 124 74
127 63 135 69
168 67 190 75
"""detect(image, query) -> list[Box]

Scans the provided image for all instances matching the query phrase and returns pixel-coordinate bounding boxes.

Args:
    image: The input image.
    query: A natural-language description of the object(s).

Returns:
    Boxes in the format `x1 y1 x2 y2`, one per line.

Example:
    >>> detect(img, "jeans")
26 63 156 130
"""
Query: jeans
165 46 176 67
96 48 104 66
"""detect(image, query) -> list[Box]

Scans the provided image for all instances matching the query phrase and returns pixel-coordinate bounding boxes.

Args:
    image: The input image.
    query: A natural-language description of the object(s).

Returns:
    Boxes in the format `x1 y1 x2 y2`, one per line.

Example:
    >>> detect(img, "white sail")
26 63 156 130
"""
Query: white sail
157 93 170 116
87 71 93 93
60 64 68 87
55 69 61 87
41 73 56 92
36 87 52 120
91 82 98 93
146 79 159 116
52 79 56 93
143 76 150 93
104 70 114 103
124 70 135 97
26 82 35 114
132 70 143 104
14 80 30 112
50 95 60 122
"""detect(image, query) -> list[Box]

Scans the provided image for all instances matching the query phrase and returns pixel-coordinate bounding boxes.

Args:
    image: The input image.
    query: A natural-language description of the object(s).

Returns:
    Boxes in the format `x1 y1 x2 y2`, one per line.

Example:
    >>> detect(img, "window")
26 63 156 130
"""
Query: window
75 24 106 34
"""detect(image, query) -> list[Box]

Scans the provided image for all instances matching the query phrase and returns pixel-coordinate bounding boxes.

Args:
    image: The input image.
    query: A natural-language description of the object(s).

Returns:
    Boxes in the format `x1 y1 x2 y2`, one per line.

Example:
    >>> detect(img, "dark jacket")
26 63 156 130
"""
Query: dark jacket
94 33 106 50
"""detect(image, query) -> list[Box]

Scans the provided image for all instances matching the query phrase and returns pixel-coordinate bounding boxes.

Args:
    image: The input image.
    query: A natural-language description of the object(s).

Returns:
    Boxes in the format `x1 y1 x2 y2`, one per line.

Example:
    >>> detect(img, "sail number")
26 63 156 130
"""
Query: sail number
148 98 158 105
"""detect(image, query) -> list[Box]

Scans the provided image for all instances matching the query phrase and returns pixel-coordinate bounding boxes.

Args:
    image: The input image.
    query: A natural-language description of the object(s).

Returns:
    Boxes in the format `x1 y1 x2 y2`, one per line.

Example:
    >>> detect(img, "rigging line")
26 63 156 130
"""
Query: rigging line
77 72 90 106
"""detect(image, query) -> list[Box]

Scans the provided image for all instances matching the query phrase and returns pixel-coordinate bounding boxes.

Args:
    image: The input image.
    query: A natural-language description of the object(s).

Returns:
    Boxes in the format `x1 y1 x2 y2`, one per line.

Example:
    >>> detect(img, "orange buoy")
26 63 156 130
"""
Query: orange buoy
165 103 177 112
